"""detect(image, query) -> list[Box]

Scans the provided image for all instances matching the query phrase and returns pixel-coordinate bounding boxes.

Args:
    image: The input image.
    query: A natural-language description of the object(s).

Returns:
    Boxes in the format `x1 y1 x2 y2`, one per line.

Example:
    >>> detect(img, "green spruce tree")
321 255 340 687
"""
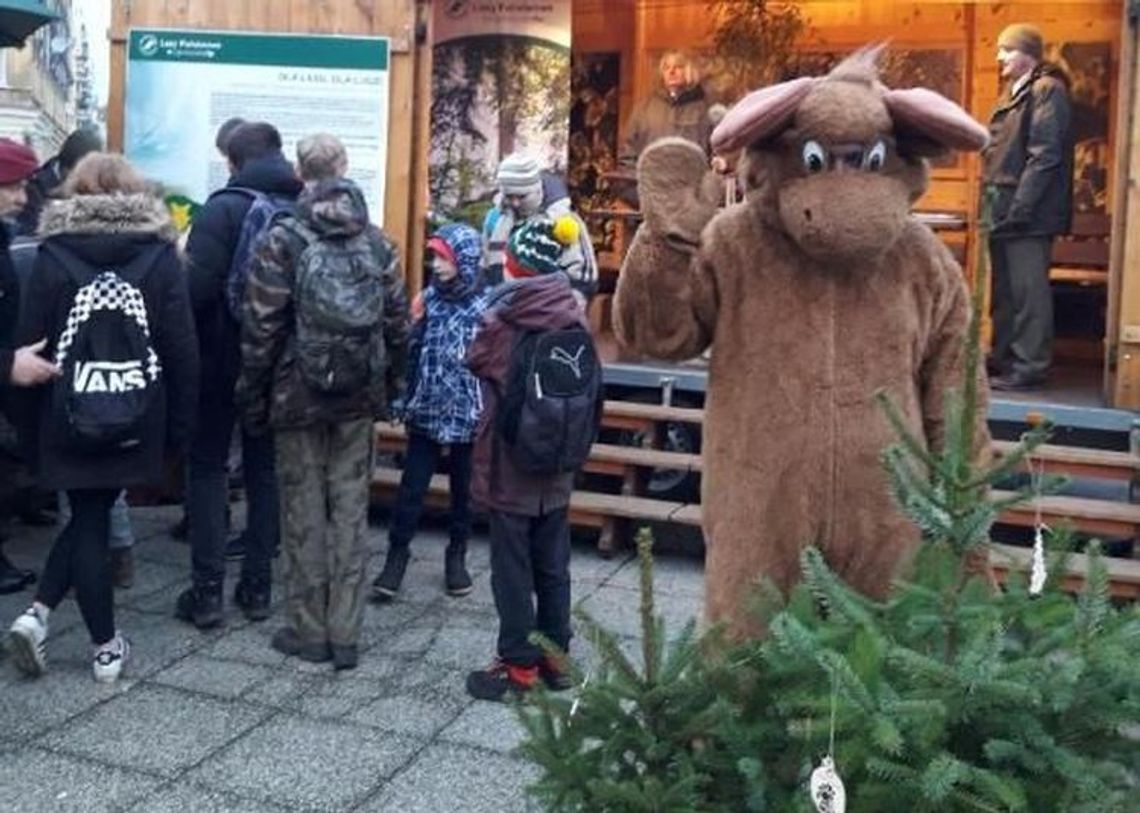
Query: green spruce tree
518 205 1140 811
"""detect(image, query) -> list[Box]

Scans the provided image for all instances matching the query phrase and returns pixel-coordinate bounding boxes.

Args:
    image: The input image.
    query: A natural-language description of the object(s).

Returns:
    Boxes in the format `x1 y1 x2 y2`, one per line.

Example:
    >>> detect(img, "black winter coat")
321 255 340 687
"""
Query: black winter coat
184 153 302 403
982 63 1074 238
15 193 199 491
0 223 17 390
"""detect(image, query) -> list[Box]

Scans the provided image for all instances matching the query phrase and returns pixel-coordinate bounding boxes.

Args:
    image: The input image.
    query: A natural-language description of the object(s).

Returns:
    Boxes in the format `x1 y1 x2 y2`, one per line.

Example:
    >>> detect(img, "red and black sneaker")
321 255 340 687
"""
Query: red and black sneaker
466 658 539 702
539 654 573 691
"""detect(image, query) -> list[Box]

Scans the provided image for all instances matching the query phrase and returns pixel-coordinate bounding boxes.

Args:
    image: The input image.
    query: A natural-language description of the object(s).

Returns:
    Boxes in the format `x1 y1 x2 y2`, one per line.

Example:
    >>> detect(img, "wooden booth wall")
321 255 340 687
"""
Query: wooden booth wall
106 0 431 298
575 0 1122 277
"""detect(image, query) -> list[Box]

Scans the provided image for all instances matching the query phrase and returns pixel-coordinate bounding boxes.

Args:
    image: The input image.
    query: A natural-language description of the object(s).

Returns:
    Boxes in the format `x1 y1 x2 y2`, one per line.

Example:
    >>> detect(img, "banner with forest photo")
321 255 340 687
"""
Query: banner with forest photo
429 0 571 224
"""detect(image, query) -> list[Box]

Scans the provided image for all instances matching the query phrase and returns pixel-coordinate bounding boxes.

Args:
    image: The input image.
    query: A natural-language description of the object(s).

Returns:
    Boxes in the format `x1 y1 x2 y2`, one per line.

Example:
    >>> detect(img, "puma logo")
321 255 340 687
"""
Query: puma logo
550 345 585 379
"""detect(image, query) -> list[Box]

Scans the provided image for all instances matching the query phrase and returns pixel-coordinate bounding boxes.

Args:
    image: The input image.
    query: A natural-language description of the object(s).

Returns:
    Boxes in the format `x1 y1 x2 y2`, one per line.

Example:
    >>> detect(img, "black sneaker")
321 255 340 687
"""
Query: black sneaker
372 546 410 602
224 535 246 561
444 543 473 597
465 658 539 702
173 586 224 630
233 579 271 622
270 626 331 663
539 654 573 691
331 644 358 671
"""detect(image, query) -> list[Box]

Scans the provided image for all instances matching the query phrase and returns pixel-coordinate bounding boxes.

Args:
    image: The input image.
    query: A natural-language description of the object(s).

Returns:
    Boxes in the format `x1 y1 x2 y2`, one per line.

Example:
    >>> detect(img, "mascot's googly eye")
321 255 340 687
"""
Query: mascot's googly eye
802 141 827 174
864 140 887 172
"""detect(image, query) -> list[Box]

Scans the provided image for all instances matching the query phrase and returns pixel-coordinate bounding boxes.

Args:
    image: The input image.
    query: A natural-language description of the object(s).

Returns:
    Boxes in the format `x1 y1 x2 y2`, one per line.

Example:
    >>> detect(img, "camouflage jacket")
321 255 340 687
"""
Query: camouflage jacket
236 179 410 431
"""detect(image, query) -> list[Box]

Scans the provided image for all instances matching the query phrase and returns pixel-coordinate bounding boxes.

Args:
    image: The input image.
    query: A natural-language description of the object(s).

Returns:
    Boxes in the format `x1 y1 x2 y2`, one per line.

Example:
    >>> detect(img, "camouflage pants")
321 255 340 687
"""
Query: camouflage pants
275 418 373 649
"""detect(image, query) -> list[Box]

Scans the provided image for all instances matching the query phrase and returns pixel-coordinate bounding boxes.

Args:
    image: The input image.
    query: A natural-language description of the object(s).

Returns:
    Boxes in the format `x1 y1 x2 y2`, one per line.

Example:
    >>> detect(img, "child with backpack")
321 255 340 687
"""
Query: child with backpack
372 223 488 602
237 134 408 670
6 153 199 683
465 217 602 702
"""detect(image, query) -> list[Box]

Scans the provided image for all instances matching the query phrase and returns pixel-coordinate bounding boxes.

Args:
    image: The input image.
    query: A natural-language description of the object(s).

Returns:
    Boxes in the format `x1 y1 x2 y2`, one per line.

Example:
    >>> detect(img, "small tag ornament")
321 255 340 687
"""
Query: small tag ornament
809 756 846 813
1029 525 1048 597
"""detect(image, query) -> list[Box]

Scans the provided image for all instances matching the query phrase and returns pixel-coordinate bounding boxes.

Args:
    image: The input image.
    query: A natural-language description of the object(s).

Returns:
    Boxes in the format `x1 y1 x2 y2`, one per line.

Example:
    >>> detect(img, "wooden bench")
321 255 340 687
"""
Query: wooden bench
1049 213 1109 287
990 542 1140 600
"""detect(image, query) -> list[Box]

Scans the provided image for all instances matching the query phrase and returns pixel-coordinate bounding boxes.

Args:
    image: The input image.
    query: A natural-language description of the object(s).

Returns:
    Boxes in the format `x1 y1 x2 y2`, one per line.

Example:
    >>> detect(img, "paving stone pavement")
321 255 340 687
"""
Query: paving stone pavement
0 505 706 811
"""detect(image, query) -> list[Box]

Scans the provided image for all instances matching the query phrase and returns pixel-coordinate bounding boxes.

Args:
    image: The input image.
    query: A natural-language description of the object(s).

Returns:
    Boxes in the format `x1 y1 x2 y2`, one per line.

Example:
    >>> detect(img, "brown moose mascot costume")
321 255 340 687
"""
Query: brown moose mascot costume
614 47 992 637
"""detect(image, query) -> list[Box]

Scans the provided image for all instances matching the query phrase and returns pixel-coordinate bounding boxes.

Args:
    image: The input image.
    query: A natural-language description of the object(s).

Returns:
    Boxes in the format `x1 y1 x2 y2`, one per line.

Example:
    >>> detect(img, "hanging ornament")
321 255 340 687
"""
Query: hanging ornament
1029 524 1048 597
1027 451 1048 597
809 756 847 813
568 668 592 721
809 670 847 812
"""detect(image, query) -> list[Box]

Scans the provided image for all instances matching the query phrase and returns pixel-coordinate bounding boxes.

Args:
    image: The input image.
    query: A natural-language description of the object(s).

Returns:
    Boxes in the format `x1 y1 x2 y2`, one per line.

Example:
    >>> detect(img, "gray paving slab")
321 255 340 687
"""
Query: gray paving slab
575 584 701 640
37 684 268 778
188 714 424 811
241 670 318 709
0 631 125 742
125 780 289 813
293 673 389 720
607 552 706 597
348 690 468 739
116 558 187 612
421 623 498 670
0 747 160 812
362 743 541 813
439 699 528 755
202 623 288 667
150 654 279 700
115 608 223 679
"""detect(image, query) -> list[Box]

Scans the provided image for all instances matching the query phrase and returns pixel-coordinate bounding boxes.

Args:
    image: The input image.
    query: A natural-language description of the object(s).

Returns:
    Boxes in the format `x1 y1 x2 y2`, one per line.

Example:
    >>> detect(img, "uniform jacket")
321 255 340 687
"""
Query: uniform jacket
404 223 487 444
982 63 1074 238
467 274 585 516
237 178 409 431
14 193 199 491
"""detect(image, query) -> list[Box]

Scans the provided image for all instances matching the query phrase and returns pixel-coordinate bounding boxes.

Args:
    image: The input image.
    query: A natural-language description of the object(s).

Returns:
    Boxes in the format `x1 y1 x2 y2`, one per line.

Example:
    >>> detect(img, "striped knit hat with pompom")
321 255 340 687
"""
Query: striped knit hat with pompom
505 216 579 279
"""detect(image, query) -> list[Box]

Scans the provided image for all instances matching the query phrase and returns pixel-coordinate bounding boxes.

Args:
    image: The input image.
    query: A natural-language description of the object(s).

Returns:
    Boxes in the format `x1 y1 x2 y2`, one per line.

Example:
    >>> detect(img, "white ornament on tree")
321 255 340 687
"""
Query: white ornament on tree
809 756 846 813
1029 525 1048 597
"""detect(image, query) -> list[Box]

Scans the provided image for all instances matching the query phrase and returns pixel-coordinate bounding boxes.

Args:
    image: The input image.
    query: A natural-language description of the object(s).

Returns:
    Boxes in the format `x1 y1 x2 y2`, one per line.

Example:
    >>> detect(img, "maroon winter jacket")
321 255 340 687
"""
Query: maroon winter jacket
467 274 587 516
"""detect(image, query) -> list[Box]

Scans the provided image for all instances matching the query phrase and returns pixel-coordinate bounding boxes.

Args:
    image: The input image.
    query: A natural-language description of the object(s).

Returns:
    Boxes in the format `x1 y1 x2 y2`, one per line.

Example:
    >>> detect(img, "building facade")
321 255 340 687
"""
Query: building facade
0 0 76 160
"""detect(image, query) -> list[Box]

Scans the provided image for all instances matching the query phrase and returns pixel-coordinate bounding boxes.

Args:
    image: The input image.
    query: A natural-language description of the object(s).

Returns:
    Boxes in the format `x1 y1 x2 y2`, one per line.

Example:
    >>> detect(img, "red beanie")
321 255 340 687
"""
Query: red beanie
0 139 38 184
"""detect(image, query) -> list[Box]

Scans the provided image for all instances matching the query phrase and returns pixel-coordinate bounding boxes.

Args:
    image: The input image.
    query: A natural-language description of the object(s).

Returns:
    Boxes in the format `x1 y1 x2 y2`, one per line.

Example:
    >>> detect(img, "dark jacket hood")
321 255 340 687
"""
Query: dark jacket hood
487 274 584 332
297 178 370 239
230 153 303 197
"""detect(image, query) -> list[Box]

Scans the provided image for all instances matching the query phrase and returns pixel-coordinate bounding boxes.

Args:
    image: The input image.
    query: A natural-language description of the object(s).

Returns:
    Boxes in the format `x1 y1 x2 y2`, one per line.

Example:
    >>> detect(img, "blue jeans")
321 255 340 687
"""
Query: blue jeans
58 491 133 550
388 431 473 550
187 394 279 589
489 508 572 666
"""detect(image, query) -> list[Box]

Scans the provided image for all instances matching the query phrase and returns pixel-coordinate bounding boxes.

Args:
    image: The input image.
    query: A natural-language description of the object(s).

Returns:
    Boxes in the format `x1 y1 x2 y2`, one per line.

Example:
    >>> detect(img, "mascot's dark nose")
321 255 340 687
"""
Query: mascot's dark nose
831 143 865 170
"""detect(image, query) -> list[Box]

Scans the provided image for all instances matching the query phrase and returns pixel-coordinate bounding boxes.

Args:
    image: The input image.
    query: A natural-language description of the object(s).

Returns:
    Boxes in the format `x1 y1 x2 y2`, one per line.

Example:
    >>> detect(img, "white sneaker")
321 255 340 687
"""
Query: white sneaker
8 606 48 677
92 633 129 683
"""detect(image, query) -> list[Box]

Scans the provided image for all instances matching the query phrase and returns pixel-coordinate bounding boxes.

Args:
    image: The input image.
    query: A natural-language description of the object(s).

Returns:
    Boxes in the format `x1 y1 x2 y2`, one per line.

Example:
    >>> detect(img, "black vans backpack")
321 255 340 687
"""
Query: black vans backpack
498 326 602 475
48 244 162 454
285 220 386 395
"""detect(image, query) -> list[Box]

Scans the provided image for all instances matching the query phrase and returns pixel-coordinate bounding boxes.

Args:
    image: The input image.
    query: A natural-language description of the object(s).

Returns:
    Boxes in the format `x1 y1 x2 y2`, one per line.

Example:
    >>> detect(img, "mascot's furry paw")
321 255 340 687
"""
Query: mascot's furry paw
636 137 724 253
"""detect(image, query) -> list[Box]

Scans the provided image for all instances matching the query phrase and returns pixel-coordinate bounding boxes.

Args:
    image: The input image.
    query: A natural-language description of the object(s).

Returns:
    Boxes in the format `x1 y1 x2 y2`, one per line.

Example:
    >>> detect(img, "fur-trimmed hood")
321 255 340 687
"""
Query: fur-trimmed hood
38 193 178 243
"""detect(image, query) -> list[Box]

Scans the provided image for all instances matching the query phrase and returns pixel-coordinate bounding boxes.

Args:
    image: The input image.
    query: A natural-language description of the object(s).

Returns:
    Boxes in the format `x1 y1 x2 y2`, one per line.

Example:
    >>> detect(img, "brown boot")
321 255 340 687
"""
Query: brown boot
110 548 135 590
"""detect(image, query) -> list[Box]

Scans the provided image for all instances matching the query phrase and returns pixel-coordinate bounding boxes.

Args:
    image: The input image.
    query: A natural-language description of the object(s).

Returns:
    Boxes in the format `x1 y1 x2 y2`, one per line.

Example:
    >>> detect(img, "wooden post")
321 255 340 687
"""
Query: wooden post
406 0 433 302
1113 5 1140 408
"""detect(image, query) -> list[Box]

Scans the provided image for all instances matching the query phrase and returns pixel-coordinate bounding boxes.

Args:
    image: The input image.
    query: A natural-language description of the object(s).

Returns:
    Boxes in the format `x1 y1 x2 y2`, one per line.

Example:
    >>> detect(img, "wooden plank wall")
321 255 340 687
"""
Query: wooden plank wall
1111 4 1140 408
106 0 429 297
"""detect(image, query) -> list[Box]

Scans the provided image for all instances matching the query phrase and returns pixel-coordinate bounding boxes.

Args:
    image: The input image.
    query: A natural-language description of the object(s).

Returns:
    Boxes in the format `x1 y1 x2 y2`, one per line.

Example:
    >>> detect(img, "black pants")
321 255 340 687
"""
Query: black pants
990 235 1054 379
187 391 279 589
489 508 572 666
36 489 118 645
388 431 473 550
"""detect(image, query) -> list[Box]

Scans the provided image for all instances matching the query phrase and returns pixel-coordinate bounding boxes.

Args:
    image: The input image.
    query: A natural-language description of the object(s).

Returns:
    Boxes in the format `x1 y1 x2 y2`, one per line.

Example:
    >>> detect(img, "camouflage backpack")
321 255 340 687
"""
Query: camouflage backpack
284 221 387 395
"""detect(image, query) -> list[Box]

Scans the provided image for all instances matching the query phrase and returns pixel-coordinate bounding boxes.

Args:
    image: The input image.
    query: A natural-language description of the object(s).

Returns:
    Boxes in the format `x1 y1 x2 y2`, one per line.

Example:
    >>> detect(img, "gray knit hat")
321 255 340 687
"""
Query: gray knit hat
496 152 543 195
998 24 1044 61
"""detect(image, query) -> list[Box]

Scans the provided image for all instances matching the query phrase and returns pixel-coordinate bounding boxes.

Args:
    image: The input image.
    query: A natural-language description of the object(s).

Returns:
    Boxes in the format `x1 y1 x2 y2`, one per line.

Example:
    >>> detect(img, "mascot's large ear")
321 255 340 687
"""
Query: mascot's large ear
710 77 818 154
884 88 989 152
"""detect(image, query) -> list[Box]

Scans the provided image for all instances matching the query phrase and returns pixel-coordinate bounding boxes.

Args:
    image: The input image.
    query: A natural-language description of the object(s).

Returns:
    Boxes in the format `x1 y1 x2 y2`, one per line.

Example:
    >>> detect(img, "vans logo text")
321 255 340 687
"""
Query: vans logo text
74 361 147 394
